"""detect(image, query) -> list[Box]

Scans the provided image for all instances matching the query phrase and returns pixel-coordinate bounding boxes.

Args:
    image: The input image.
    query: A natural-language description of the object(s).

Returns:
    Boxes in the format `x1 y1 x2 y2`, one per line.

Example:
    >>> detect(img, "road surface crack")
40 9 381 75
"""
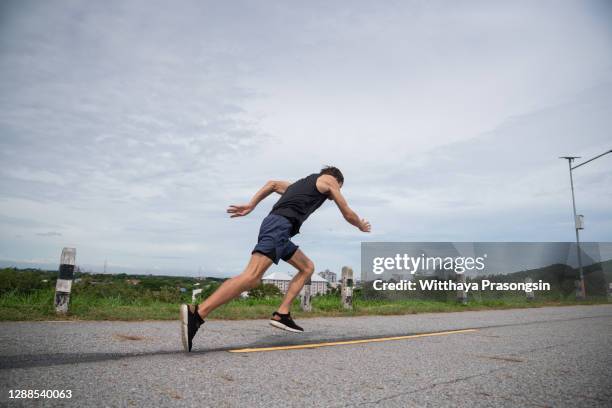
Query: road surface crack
343 366 509 407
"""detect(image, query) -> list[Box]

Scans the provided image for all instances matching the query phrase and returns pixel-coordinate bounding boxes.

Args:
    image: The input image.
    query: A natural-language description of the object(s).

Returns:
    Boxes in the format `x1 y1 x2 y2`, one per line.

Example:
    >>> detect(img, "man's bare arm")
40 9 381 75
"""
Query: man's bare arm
227 180 290 218
317 175 371 232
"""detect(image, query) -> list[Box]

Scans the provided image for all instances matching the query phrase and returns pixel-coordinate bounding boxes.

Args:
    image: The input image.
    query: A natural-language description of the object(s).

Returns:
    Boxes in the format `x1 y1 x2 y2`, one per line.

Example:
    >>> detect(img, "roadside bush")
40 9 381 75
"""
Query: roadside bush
146 286 184 303
0 268 55 295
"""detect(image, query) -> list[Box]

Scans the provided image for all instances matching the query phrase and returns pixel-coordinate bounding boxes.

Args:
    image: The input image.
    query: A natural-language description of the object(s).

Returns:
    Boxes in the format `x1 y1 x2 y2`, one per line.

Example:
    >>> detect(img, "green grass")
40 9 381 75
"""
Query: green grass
0 288 609 321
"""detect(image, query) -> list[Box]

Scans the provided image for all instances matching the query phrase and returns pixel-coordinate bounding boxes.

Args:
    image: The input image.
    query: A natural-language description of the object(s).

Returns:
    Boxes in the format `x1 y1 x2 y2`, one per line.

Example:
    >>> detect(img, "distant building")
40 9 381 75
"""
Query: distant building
125 279 141 285
262 271 293 293
318 269 337 284
309 273 329 296
262 271 329 295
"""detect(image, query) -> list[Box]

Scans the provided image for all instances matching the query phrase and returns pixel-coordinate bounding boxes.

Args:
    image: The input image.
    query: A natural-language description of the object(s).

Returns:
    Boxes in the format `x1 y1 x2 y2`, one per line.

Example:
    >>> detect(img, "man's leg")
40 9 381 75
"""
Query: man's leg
181 252 273 351
276 249 315 315
197 252 273 319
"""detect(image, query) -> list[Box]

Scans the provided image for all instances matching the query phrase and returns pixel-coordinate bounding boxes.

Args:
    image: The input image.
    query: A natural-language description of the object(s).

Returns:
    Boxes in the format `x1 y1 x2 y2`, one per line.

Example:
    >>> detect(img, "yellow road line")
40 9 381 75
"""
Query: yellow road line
228 328 477 353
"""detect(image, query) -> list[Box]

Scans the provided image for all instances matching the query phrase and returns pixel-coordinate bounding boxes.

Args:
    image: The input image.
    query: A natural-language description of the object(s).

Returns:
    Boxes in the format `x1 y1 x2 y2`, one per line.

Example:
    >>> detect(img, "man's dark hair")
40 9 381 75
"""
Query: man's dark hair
320 166 344 185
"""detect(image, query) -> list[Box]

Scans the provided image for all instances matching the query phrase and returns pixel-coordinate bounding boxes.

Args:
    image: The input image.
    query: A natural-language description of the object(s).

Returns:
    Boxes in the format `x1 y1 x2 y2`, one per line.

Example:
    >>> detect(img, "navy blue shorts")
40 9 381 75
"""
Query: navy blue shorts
252 214 299 264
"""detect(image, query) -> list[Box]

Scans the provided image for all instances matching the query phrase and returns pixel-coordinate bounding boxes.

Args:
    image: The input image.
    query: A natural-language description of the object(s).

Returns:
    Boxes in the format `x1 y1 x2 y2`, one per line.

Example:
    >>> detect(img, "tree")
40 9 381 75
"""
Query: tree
200 281 221 299
248 283 282 299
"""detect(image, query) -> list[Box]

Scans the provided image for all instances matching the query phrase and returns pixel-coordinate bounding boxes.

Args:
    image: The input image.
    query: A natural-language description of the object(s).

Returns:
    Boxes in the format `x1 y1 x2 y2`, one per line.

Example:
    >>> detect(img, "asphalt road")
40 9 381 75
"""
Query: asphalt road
1 305 611 407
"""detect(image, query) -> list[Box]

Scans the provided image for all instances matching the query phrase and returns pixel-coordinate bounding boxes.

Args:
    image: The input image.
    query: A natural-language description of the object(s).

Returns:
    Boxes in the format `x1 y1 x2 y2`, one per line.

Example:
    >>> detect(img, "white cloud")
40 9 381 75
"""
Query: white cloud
0 1 611 276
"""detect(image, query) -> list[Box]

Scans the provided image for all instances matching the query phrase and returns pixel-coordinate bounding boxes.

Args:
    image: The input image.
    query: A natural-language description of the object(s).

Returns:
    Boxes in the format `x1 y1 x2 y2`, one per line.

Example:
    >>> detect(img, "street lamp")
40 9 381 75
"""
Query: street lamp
560 149 612 299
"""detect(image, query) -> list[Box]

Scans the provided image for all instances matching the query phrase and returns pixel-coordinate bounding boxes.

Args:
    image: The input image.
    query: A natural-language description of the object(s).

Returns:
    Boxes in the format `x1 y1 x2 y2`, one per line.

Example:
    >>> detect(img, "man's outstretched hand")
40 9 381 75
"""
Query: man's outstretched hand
359 218 371 233
227 204 254 218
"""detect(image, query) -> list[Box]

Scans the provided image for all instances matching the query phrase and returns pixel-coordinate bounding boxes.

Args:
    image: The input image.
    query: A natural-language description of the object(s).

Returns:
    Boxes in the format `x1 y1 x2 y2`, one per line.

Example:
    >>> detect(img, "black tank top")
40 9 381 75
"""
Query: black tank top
270 173 328 235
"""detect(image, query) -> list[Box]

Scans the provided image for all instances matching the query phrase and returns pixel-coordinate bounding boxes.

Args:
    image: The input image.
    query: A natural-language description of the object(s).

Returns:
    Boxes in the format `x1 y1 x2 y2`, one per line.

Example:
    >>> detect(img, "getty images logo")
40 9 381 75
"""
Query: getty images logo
372 253 488 275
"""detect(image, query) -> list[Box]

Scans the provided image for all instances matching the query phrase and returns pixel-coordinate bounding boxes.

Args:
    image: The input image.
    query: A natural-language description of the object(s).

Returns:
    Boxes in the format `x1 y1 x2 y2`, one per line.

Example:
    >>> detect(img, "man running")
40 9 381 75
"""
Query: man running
180 166 371 352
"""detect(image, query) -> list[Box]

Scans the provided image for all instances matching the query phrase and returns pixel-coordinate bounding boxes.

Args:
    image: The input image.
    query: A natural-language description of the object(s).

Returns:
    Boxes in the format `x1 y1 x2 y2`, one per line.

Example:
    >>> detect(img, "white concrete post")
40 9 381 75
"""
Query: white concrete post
341 266 353 309
574 279 583 299
300 278 312 312
192 288 203 303
525 277 535 301
55 247 76 314
456 272 467 304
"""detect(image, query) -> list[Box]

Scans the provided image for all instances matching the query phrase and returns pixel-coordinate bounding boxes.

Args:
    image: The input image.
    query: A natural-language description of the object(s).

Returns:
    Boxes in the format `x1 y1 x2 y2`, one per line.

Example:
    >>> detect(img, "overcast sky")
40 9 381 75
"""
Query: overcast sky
1 0 611 277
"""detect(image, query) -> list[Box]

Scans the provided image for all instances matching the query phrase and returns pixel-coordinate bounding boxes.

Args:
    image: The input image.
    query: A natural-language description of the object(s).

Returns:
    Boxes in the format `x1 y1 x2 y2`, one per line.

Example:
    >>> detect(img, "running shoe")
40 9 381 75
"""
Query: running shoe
269 311 304 332
180 304 204 352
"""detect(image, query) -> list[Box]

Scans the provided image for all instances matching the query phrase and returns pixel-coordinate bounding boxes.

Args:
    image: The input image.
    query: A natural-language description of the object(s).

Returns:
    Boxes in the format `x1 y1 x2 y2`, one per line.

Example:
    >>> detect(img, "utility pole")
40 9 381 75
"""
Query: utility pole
560 149 612 299
560 156 585 299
